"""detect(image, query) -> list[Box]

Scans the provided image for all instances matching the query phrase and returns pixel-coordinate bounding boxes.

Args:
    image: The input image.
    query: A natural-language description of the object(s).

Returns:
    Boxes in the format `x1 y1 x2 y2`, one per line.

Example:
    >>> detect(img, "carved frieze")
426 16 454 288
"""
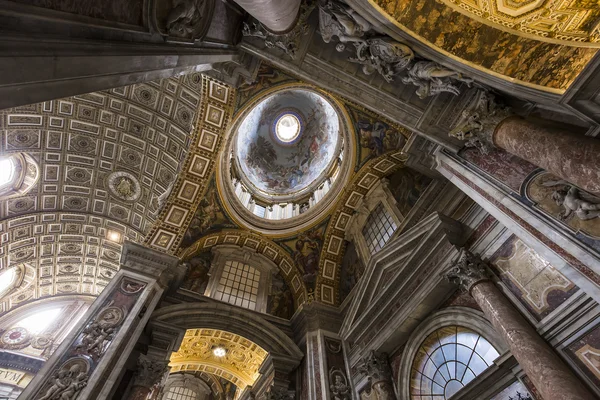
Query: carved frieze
153 0 215 42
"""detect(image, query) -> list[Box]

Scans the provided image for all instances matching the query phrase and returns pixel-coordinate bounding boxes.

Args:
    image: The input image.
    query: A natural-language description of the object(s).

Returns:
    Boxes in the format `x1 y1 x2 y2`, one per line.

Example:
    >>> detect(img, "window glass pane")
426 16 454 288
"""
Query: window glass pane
214 261 261 311
362 203 397 254
166 385 197 400
410 326 499 399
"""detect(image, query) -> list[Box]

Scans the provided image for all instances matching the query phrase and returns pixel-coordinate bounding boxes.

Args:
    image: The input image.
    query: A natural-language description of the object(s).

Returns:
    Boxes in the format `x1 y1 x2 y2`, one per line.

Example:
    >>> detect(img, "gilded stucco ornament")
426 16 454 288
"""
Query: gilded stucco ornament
243 2 315 59
318 0 472 98
445 249 490 292
448 90 513 154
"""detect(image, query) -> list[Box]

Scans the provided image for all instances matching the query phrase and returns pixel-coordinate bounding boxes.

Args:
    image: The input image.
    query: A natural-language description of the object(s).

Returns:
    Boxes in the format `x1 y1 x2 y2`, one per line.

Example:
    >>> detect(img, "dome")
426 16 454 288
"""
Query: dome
234 89 341 196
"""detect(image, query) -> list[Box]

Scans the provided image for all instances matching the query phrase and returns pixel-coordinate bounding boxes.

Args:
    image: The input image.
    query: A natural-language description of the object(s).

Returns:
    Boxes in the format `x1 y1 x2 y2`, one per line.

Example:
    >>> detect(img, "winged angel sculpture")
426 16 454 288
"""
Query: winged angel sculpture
318 0 471 97
542 180 600 221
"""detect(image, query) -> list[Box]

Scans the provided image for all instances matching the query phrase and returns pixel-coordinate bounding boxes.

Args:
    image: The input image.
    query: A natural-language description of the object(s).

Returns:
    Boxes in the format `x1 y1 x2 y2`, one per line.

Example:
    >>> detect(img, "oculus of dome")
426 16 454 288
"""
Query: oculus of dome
272 111 303 145
235 89 341 196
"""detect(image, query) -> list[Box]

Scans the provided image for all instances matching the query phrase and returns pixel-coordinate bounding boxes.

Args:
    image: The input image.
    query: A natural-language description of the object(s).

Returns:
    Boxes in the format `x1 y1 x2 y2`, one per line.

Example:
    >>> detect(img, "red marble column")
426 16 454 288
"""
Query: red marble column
447 250 596 400
493 116 600 195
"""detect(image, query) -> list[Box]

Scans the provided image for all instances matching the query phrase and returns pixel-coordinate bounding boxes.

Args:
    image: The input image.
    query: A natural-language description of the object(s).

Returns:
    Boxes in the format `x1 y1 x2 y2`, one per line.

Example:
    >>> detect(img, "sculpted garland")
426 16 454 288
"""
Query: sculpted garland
318 0 473 98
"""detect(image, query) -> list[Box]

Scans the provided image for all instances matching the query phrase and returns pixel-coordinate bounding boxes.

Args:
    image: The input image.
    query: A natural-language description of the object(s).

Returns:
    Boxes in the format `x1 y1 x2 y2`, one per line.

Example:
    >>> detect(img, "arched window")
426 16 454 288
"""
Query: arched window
410 326 500 399
0 267 18 298
165 386 198 400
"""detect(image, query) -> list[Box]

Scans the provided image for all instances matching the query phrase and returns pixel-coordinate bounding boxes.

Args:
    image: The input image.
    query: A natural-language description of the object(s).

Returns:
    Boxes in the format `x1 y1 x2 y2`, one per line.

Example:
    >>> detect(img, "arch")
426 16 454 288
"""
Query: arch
315 149 409 305
180 229 308 306
151 302 303 361
397 307 508 399
161 373 212 400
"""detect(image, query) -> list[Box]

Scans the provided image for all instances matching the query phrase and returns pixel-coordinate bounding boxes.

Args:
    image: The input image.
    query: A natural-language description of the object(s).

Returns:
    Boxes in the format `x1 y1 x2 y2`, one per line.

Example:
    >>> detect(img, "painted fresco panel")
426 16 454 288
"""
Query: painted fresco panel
491 235 578 321
387 168 432 217
182 251 213 295
267 271 294 319
339 242 366 303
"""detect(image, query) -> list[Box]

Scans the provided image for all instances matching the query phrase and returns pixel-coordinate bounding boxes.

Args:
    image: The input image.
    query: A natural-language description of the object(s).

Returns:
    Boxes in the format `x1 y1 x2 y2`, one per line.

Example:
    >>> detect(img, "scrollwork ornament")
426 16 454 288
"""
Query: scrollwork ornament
445 249 490 292
243 2 315 59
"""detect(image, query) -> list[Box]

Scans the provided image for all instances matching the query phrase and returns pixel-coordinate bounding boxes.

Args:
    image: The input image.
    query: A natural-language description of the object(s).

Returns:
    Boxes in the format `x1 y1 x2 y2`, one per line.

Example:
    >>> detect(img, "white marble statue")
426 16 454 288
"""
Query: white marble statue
543 182 600 221
349 38 414 82
318 0 372 44
402 61 473 98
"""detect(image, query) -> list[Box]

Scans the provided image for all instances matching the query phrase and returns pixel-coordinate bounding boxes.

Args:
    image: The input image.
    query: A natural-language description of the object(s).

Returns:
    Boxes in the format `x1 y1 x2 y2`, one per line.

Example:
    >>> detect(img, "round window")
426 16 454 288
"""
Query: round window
275 114 301 143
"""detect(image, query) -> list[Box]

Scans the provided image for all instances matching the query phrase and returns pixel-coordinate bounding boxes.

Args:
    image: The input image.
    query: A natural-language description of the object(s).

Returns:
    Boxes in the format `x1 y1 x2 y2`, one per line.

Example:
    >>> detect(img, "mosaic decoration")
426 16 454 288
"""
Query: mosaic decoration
180 229 308 306
372 0 597 91
169 328 268 390
267 270 294 319
144 76 235 254
491 236 578 320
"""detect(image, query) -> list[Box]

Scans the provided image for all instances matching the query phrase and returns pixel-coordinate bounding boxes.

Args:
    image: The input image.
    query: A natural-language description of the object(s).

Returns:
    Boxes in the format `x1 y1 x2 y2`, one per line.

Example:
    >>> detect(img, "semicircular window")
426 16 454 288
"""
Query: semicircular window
410 326 500 399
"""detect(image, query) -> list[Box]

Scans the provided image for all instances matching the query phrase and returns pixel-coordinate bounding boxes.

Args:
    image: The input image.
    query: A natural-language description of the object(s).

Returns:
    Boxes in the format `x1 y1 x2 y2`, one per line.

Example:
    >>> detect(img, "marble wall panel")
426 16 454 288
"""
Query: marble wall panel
565 324 600 391
491 235 578 321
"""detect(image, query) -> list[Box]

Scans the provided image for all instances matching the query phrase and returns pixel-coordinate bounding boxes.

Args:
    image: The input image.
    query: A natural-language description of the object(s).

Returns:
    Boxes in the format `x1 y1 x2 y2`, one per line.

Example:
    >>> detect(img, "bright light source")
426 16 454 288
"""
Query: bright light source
17 308 62 334
0 158 15 187
213 346 227 357
275 114 300 143
0 268 16 297
107 230 122 243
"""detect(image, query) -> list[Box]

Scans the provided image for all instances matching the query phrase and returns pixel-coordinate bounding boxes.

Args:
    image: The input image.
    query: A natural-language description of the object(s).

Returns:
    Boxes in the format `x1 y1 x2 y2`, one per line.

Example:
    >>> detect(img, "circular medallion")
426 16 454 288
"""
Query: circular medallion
1 327 29 347
107 171 141 202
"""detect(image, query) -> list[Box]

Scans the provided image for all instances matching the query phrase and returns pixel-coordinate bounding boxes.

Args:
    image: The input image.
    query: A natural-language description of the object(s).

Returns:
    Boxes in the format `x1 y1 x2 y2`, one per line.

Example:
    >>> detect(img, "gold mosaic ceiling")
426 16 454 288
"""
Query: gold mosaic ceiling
370 0 599 92
169 329 268 389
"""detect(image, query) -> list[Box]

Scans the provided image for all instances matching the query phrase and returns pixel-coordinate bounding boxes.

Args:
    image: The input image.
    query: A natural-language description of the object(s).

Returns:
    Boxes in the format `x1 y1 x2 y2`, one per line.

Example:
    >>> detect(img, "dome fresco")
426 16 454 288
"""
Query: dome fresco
235 89 341 196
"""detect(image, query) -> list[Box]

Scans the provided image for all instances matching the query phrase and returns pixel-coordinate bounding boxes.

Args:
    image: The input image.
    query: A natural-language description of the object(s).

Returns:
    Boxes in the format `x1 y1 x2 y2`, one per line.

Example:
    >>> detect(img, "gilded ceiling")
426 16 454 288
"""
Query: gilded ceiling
370 0 598 91
169 328 268 390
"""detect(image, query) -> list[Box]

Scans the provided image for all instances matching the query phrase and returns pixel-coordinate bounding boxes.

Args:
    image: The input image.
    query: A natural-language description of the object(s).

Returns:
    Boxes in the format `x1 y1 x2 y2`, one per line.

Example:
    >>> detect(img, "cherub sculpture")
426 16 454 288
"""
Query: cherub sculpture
547 184 600 221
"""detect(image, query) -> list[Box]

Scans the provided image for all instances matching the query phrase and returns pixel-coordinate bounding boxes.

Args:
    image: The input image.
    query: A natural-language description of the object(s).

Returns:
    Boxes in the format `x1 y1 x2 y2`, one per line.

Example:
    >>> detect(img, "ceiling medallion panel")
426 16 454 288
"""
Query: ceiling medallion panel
107 171 141 202
169 329 268 389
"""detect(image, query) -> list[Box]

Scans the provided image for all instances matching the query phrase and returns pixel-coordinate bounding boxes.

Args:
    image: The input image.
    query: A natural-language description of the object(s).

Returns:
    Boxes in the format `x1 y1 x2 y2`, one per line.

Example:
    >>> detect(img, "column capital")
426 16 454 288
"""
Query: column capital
133 354 169 389
448 90 513 154
358 351 393 383
445 249 490 292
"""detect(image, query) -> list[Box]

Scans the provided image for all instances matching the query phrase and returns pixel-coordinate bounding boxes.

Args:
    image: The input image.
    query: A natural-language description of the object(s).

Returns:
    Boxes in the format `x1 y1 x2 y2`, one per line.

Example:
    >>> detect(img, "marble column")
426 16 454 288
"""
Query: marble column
446 250 596 400
493 116 600 195
451 91 600 195
127 354 169 400
359 351 396 400
234 0 301 33
18 241 181 400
